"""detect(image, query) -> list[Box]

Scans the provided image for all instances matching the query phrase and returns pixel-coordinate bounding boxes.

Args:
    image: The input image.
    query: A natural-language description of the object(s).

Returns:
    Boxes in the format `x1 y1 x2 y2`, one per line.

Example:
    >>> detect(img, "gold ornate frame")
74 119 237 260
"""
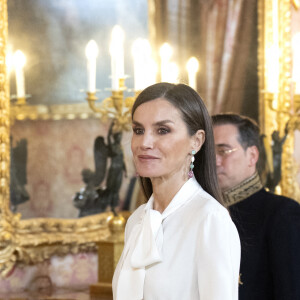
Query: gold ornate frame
2 0 300 277
258 0 300 200
0 0 114 277
11 103 102 121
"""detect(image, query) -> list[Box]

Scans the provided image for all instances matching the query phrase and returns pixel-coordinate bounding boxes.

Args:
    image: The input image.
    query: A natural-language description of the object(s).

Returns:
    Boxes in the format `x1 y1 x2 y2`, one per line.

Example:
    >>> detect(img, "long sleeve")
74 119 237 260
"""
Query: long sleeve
197 210 241 300
114 179 241 300
269 200 300 299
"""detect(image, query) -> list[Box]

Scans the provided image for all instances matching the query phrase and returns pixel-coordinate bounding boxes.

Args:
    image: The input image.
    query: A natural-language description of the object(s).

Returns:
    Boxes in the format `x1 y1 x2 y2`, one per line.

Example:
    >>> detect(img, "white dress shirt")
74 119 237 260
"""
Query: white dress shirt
112 177 241 300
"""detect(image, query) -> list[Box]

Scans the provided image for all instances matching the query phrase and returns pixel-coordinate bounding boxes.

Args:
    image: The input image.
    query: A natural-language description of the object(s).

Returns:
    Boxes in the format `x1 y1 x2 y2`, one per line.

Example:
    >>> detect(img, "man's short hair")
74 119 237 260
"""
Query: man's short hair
211 113 261 151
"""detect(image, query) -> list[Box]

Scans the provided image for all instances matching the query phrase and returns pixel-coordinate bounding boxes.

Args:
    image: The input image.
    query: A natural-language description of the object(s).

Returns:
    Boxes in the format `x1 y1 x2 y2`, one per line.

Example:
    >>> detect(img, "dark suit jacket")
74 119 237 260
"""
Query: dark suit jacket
229 189 300 300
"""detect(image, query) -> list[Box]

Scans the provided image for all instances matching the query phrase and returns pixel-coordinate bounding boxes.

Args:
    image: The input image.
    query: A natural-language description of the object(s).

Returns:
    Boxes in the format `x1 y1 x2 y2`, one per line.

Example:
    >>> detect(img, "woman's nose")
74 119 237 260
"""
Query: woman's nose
141 132 154 149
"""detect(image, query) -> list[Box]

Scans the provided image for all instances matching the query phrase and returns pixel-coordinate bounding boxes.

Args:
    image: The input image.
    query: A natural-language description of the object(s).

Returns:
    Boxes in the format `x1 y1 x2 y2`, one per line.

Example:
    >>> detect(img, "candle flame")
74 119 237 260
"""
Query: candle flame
85 40 99 59
186 57 199 73
159 43 173 61
13 50 26 68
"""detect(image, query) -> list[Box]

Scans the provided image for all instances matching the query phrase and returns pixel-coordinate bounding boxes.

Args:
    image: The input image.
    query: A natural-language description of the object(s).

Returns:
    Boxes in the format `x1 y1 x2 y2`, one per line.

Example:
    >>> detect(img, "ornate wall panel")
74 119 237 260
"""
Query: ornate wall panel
258 0 300 200
0 0 118 277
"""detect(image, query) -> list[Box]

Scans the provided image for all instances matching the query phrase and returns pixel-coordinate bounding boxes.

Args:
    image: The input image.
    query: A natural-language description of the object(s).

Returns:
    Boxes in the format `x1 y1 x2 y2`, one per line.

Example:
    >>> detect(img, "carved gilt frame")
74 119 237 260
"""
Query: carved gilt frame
258 0 300 200
2 0 300 278
0 0 113 277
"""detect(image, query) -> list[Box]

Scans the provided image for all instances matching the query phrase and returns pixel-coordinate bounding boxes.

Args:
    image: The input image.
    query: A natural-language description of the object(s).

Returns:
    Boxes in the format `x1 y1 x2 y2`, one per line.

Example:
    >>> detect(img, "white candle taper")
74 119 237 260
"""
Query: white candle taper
110 25 125 91
132 38 152 91
85 40 99 93
159 43 173 82
186 57 199 90
13 50 26 99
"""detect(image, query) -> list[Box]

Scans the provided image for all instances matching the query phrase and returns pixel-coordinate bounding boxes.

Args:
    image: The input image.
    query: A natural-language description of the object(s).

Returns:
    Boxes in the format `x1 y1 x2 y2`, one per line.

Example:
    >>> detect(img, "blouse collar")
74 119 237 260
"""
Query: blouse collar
114 177 200 300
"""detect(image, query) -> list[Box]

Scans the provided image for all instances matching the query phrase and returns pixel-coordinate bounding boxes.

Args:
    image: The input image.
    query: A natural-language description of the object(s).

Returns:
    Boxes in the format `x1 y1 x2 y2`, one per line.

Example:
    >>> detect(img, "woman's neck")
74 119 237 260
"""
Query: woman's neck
151 175 188 213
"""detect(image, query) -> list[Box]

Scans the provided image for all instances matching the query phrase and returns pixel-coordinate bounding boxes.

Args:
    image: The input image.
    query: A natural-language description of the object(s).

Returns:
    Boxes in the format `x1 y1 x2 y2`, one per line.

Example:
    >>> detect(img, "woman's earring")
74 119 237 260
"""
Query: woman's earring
188 150 196 179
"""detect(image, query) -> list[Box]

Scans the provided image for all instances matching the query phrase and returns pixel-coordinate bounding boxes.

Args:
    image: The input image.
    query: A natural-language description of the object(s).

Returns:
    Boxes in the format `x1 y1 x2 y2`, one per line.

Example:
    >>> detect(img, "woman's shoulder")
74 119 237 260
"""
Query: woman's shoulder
125 203 146 231
187 187 238 240
186 186 229 221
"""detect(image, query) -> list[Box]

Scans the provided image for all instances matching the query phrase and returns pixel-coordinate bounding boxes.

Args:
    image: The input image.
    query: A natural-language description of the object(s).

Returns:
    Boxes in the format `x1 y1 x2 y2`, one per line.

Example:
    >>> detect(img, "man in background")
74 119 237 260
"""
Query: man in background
212 113 300 300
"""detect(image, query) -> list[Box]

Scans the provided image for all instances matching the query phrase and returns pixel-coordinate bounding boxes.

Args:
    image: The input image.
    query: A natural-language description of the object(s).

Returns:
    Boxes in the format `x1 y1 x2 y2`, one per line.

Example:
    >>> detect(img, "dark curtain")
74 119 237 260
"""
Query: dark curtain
148 0 258 118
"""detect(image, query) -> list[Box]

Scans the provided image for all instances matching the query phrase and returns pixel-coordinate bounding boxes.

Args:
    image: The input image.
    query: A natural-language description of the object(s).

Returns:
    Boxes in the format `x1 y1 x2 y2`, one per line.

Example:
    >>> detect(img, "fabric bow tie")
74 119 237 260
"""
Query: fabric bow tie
115 177 199 300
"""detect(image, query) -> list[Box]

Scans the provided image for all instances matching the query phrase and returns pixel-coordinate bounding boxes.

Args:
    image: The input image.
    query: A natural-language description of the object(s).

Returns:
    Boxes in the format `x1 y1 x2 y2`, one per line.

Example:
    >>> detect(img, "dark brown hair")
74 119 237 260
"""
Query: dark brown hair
211 113 260 151
131 82 224 206
211 113 264 176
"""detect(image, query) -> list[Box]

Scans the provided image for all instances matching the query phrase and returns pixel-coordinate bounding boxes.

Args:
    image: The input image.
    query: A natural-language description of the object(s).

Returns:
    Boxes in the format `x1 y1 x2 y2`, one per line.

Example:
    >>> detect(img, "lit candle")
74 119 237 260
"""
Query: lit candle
159 43 173 82
146 59 157 87
13 50 26 99
110 25 125 91
167 62 179 83
132 38 151 91
186 57 199 90
85 40 99 93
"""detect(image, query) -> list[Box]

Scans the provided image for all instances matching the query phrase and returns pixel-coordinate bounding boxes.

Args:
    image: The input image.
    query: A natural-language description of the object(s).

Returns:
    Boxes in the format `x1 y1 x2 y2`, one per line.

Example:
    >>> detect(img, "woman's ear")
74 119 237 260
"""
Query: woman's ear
193 130 205 152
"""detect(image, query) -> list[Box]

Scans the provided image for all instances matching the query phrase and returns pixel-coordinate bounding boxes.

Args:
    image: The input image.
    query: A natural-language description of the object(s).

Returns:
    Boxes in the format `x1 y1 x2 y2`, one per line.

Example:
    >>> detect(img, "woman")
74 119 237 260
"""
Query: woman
112 83 240 300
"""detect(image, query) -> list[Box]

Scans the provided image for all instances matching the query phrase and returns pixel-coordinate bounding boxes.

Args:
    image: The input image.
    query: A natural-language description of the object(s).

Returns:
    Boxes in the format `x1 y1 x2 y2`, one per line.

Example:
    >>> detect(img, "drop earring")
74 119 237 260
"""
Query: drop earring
188 150 196 179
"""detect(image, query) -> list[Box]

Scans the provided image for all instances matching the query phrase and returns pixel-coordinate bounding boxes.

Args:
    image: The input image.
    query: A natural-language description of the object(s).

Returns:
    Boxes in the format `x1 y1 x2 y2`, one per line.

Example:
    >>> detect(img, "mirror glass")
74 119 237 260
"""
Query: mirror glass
8 0 148 104
8 0 148 219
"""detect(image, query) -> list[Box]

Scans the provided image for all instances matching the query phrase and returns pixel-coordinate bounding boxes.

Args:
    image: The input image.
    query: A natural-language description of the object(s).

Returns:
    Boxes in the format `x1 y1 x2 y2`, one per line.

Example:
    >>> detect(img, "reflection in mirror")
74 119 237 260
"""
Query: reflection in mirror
8 0 149 105
8 0 149 219
11 118 136 219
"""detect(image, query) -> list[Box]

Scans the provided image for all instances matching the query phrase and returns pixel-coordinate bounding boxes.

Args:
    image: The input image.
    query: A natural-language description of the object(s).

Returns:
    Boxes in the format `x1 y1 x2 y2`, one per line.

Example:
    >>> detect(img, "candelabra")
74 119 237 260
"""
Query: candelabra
10 95 32 123
9 25 200 131
85 79 138 133
264 87 300 124
84 26 200 129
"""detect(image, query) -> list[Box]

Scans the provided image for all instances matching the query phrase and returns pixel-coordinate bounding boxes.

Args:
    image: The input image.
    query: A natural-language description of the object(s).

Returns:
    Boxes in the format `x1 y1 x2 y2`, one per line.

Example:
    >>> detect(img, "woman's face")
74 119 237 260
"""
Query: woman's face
131 98 201 181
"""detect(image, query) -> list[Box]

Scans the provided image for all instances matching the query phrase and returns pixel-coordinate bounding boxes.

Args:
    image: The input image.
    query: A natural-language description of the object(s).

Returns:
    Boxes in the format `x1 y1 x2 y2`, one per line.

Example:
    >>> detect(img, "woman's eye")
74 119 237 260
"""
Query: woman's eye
158 127 170 135
133 127 144 135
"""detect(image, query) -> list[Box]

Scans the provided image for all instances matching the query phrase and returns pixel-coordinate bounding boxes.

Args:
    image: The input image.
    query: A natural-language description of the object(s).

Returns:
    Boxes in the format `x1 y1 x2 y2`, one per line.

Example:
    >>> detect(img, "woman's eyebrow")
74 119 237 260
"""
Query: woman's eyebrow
132 120 142 126
132 120 174 126
154 120 174 126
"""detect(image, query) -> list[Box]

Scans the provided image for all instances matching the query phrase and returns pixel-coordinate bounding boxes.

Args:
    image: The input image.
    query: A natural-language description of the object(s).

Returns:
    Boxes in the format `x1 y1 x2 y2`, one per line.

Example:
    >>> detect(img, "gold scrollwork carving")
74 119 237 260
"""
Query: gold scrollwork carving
0 0 15 277
10 103 103 121
258 0 300 201
0 0 125 277
292 0 300 10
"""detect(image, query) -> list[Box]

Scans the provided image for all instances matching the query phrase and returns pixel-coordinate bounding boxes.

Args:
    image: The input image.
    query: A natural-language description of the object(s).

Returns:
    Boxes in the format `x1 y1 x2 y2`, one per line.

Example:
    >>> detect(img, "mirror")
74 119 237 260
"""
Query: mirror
1 0 299 278
0 0 148 276
8 0 148 105
8 0 148 219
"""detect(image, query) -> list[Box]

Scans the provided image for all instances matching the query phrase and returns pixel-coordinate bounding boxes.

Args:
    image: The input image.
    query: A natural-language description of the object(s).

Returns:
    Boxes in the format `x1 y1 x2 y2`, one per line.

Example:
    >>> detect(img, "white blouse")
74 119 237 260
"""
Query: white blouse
112 177 241 300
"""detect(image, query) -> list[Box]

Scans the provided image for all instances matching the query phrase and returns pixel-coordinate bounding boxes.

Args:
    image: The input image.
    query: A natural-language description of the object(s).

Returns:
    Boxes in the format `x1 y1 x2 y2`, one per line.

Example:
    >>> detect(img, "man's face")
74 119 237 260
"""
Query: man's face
213 124 256 191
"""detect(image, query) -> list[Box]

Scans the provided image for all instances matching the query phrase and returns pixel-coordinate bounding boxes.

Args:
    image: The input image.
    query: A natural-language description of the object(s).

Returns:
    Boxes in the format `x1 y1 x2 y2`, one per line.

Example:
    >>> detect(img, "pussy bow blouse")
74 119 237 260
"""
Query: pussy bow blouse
112 177 241 300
